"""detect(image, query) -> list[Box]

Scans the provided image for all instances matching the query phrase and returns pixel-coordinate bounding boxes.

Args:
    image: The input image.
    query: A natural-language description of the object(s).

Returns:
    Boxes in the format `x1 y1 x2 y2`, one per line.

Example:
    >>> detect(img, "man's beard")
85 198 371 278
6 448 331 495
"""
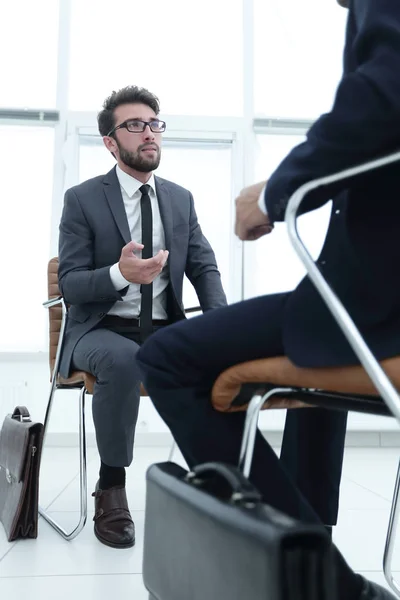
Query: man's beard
117 141 161 172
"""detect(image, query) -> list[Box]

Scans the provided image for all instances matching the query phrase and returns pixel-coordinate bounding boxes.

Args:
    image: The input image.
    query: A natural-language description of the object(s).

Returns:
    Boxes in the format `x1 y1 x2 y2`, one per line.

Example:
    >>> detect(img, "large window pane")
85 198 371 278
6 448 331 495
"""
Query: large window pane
244 134 331 299
0 1 59 108
79 138 115 182
254 0 347 118
78 137 234 305
69 0 243 116
0 126 54 351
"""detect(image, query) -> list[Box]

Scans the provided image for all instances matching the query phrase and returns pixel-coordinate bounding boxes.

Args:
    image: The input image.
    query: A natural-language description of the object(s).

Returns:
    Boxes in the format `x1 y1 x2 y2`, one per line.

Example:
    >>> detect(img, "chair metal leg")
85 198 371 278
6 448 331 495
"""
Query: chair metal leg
384 458 400 598
238 387 294 478
167 439 176 462
39 386 88 541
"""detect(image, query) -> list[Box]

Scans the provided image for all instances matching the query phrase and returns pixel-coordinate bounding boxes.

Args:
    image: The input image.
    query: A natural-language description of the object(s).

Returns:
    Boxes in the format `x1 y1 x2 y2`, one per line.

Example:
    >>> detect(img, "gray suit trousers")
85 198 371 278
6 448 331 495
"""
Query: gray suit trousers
71 326 143 467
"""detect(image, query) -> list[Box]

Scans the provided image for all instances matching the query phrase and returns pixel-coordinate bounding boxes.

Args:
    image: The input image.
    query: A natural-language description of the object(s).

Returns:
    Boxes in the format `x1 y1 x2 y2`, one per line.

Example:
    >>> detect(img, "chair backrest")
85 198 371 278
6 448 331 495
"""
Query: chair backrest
48 257 62 375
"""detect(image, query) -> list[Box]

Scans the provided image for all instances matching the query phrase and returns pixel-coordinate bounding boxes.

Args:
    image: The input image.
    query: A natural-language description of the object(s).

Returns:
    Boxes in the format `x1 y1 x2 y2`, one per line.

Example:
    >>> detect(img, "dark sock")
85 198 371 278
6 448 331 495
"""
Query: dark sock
99 461 126 490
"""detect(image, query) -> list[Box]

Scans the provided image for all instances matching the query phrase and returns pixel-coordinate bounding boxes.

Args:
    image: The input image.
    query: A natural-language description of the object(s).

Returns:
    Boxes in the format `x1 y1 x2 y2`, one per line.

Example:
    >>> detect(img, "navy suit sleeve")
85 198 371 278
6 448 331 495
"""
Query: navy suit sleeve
264 0 400 222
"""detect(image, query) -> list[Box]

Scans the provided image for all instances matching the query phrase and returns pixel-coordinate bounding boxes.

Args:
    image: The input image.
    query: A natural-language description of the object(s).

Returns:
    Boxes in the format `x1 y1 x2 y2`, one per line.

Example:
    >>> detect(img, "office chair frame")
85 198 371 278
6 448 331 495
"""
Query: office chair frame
238 148 400 597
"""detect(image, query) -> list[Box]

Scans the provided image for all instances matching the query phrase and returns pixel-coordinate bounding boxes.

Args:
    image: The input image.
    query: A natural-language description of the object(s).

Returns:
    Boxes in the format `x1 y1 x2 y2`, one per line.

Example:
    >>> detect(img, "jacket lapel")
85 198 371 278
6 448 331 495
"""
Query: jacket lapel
155 177 173 252
103 167 131 244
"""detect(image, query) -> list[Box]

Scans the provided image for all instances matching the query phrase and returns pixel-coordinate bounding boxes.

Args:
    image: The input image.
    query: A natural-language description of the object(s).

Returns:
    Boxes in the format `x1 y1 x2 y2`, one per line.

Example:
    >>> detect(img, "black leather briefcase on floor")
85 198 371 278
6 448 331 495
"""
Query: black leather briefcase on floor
143 412 337 599
144 461 336 600
0 406 43 541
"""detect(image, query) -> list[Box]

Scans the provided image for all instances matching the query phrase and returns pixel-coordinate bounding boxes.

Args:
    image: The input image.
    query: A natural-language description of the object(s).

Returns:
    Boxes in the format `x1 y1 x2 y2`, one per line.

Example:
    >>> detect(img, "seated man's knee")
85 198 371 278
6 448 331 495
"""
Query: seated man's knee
96 344 140 384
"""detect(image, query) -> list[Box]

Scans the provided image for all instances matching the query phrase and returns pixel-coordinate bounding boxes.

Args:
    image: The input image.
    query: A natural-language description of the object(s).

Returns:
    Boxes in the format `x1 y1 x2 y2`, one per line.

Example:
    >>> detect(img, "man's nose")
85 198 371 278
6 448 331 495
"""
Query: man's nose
143 124 155 141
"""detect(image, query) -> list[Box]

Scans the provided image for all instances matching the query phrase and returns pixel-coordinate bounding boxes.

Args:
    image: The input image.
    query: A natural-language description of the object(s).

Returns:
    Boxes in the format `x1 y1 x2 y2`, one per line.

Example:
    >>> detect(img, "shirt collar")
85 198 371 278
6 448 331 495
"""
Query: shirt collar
116 165 155 199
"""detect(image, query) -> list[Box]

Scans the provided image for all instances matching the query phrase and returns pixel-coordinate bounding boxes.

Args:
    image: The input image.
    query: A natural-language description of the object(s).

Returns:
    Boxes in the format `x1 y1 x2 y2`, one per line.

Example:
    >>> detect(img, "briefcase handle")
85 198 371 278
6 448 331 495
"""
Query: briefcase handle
187 462 262 507
11 406 31 423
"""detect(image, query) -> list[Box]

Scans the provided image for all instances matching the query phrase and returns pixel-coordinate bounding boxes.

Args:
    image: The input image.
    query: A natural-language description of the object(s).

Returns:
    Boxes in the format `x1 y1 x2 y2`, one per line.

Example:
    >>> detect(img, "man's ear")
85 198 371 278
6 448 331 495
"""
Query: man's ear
103 136 118 157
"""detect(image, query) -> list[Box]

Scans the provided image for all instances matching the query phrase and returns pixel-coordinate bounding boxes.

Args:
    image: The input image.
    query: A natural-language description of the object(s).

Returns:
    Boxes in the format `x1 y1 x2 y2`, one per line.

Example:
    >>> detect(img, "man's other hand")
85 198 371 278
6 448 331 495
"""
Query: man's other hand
235 182 274 241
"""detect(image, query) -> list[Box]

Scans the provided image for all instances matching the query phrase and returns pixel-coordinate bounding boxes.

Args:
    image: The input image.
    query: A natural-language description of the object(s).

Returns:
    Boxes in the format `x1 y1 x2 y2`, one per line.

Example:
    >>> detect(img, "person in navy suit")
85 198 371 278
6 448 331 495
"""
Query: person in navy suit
137 1 400 597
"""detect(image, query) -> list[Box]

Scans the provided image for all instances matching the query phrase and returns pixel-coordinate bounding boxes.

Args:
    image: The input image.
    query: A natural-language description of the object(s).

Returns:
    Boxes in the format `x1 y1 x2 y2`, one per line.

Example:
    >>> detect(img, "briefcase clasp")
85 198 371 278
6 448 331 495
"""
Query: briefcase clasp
5 469 15 484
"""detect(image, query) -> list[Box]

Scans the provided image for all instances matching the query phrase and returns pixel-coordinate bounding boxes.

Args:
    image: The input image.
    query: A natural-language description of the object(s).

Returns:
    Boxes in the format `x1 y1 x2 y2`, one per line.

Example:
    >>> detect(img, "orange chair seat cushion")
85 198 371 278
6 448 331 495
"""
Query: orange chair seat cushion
57 371 96 394
211 355 400 413
58 372 147 397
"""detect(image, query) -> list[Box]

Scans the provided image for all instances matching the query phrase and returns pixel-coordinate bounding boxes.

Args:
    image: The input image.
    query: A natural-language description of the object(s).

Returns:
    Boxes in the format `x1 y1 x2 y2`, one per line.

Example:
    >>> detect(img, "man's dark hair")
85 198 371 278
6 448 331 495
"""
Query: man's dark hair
97 86 160 137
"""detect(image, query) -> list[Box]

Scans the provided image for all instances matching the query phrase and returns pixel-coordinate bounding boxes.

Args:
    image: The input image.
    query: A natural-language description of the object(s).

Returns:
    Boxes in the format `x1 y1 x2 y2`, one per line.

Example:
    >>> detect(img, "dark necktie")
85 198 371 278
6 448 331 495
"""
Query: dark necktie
139 184 153 342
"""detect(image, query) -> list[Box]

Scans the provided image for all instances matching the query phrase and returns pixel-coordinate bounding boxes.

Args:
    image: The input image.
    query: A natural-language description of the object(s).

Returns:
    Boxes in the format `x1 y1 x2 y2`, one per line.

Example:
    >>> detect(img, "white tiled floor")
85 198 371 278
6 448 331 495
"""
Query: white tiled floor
1 444 400 599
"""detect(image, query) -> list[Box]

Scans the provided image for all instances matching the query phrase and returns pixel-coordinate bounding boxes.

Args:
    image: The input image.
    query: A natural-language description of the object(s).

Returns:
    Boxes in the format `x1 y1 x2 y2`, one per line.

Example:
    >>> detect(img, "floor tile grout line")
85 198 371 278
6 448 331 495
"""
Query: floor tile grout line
343 477 395 504
0 542 20 566
42 476 81 511
41 450 100 511
0 571 145 579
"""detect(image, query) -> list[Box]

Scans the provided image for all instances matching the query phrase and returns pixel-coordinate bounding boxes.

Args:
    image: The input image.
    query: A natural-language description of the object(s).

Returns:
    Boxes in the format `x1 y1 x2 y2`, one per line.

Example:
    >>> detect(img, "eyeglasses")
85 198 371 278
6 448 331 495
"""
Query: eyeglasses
107 119 166 137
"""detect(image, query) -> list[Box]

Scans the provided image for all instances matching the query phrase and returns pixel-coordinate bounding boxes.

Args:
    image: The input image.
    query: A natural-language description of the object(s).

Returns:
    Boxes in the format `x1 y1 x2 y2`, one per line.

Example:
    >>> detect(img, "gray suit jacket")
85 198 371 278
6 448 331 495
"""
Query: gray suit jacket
58 167 227 377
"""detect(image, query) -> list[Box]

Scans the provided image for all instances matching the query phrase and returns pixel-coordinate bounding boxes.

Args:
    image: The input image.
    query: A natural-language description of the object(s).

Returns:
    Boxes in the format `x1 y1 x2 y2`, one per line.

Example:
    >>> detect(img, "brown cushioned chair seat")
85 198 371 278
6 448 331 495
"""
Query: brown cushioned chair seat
211 355 400 413
57 372 147 397
48 257 148 397
58 372 96 393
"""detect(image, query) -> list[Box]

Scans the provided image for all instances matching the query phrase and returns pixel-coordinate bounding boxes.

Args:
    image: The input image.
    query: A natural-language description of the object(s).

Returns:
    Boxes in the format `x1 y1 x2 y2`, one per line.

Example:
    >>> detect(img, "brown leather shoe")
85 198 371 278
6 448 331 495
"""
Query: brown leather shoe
92 481 135 549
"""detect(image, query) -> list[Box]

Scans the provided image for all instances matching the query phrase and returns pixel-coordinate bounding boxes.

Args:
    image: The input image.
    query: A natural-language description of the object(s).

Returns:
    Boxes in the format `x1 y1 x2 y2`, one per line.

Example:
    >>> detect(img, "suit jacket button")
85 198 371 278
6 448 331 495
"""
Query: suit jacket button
98 312 106 318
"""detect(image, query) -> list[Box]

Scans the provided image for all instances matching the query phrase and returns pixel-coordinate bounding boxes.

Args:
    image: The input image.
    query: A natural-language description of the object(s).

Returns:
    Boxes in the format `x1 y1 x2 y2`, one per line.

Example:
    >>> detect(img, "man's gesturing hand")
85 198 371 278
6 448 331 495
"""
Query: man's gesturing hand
119 241 169 285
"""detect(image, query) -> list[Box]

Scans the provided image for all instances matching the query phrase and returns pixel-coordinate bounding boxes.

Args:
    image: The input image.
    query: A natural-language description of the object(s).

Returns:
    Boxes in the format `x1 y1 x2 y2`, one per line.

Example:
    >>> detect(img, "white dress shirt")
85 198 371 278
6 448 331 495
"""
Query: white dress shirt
258 185 268 215
108 166 169 319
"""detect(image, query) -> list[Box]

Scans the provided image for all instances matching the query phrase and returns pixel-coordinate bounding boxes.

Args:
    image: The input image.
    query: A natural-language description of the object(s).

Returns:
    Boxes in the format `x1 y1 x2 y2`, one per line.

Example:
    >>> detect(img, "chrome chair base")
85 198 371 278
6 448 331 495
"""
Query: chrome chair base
39 383 175 541
39 386 87 541
240 389 400 599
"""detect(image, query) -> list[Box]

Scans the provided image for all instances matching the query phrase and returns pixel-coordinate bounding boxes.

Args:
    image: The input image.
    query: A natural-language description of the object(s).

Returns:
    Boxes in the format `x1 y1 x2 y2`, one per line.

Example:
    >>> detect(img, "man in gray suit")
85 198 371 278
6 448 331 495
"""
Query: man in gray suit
58 85 227 549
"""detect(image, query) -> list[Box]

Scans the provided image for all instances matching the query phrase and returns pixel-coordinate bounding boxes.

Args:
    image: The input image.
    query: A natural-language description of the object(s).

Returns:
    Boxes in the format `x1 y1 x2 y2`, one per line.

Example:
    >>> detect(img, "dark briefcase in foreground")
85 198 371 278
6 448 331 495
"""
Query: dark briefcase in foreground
143 396 337 600
0 406 43 541
144 462 336 600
